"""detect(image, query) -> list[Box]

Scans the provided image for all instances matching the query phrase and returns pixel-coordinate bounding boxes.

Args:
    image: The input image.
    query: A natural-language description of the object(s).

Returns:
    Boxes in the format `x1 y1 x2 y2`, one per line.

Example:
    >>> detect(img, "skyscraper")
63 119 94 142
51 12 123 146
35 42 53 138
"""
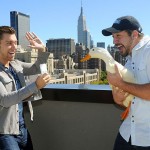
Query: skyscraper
77 4 93 49
10 11 30 49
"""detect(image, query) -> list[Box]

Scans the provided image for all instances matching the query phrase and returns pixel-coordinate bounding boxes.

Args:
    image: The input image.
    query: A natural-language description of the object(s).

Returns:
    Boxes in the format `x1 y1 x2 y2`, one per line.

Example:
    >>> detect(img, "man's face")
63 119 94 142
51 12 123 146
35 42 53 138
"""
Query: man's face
0 33 17 65
112 31 134 57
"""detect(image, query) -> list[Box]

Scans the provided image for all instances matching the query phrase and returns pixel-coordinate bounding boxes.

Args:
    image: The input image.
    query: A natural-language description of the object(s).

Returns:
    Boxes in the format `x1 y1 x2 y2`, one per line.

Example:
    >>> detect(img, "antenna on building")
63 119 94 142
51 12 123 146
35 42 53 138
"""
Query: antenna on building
81 0 83 14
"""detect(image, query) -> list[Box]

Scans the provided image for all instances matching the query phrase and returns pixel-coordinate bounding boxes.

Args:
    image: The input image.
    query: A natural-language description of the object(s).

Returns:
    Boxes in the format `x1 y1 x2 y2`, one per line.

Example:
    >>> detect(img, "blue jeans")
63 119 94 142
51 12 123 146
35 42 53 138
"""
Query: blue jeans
113 132 150 150
0 126 33 150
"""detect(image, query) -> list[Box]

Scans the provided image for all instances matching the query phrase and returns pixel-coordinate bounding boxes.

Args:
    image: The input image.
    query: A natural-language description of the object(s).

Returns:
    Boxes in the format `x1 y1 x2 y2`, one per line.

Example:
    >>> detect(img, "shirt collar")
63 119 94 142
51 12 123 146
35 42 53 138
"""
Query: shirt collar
131 35 150 58
133 35 150 51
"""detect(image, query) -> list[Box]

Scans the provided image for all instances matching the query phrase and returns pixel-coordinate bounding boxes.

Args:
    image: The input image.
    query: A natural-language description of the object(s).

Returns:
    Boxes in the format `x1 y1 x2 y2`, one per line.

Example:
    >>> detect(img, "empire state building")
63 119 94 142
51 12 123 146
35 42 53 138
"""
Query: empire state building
77 5 93 49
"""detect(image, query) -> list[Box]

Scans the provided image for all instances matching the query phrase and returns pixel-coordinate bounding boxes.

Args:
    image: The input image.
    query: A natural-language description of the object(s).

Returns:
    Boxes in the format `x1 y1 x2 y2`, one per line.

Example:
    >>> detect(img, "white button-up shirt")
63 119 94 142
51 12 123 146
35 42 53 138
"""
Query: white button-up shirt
119 36 150 146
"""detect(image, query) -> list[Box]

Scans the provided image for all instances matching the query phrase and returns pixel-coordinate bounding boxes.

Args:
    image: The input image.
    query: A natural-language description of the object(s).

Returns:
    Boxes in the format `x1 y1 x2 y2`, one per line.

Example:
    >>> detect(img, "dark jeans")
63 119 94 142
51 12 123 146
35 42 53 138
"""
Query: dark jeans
0 126 33 150
113 132 150 150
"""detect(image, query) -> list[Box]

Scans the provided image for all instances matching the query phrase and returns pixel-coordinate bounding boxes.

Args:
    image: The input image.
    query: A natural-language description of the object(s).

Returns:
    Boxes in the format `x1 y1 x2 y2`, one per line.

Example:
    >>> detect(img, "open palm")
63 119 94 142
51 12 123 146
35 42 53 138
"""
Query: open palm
26 32 45 50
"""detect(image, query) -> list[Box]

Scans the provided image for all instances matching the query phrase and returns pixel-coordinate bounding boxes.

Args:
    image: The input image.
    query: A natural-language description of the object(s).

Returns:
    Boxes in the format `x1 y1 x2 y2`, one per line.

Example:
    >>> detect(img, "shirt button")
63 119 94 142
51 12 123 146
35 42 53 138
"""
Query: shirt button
132 102 134 104
132 120 134 122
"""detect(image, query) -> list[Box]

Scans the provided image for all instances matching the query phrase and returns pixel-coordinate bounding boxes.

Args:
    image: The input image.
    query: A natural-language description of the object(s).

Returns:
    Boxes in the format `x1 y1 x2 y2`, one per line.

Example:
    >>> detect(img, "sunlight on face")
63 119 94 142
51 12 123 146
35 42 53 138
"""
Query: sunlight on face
0 33 17 65
112 31 133 57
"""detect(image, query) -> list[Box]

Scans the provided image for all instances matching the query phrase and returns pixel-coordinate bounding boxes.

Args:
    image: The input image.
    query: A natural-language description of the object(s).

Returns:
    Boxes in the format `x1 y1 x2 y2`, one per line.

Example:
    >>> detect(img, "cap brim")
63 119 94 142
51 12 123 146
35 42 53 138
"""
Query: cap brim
102 27 121 36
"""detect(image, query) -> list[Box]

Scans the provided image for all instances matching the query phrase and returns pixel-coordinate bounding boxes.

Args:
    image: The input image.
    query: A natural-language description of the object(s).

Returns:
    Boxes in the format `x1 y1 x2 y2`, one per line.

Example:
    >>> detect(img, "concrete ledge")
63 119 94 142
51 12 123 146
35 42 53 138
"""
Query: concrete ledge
24 85 123 150
41 84 114 104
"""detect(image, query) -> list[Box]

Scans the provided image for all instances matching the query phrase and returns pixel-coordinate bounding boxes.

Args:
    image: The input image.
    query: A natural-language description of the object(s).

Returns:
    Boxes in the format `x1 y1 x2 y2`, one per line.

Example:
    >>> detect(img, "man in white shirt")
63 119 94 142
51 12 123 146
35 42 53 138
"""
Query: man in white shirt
102 16 150 149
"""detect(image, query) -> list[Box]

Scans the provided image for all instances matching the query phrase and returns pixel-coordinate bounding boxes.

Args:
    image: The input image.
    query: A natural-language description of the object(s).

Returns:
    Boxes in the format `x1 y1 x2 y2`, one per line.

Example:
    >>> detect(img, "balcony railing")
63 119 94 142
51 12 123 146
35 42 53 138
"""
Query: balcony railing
24 84 123 150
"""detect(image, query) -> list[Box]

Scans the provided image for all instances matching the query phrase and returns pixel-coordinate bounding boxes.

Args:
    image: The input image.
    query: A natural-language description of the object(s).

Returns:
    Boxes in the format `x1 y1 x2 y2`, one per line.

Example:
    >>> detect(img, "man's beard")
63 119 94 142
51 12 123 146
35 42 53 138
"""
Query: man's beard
120 50 129 57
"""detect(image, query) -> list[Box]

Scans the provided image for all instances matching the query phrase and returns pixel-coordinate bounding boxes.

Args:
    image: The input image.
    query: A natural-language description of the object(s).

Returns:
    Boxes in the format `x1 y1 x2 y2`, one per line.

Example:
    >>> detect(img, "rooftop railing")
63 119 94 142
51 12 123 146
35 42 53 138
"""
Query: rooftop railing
24 84 123 150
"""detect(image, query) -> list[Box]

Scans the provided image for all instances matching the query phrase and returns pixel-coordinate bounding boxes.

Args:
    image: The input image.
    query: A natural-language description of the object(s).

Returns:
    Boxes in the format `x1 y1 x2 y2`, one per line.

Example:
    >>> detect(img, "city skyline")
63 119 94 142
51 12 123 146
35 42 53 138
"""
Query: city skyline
0 0 150 47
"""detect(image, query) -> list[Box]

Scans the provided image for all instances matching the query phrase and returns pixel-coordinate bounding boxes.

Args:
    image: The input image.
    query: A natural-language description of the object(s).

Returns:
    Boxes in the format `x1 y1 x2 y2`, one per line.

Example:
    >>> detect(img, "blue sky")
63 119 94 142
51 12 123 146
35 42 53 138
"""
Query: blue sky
1 0 150 47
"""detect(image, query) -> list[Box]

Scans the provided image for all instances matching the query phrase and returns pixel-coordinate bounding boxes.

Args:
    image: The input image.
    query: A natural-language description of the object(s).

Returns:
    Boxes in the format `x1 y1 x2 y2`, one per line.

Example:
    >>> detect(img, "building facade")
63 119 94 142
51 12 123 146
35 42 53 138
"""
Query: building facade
97 42 105 48
10 11 30 49
46 38 75 59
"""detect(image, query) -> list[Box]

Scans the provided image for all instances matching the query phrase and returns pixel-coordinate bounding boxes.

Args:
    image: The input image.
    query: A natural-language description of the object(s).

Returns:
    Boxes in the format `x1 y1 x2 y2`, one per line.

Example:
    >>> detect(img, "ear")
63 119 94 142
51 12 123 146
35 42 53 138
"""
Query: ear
131 30 139 39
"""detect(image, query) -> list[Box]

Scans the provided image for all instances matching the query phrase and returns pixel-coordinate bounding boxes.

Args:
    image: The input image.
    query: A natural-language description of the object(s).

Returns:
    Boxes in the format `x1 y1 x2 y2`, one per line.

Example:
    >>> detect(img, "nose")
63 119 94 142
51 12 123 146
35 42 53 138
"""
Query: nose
12 43 17 49
113 37 119 45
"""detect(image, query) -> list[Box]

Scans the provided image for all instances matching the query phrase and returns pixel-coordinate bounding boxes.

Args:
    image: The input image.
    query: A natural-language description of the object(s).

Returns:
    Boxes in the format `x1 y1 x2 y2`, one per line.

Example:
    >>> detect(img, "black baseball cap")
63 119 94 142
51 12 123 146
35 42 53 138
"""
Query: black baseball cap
102 16 142 36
